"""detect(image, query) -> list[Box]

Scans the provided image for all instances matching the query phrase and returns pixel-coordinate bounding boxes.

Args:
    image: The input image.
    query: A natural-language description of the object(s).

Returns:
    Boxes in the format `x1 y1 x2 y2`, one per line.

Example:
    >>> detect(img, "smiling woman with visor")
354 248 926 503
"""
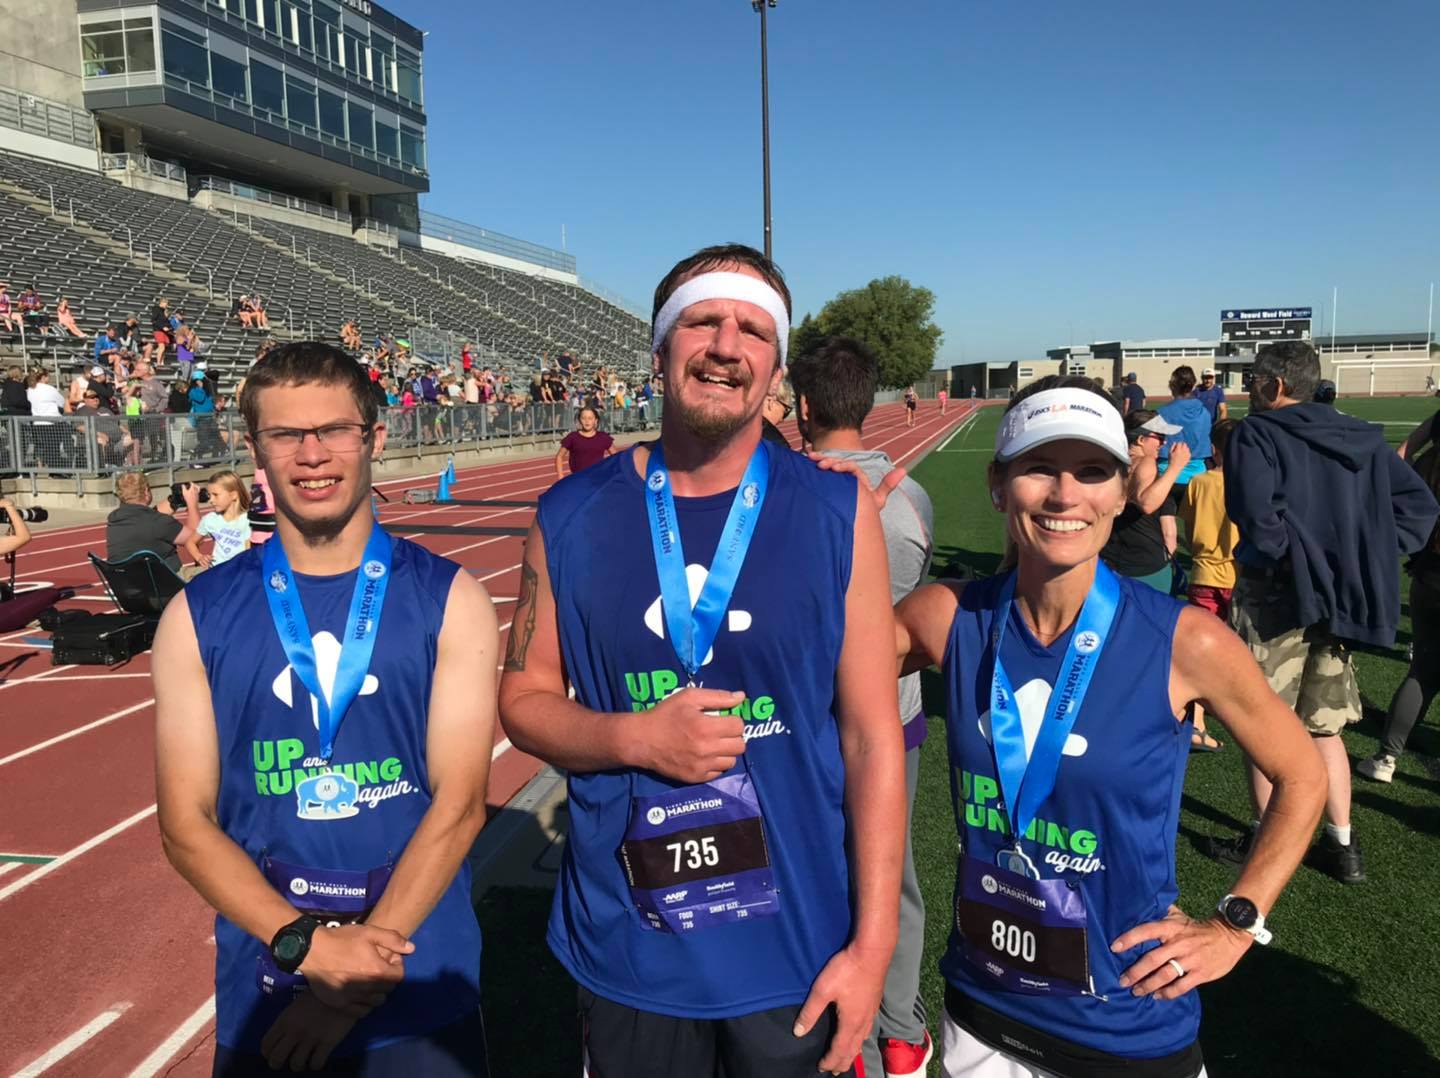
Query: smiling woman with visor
893 375 1325 1078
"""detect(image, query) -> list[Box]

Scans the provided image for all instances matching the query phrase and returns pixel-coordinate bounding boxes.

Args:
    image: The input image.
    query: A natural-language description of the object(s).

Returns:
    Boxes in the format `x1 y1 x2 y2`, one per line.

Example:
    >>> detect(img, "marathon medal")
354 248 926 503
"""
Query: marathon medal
624 441 779 933
956 562 1121 995
262 523 393 761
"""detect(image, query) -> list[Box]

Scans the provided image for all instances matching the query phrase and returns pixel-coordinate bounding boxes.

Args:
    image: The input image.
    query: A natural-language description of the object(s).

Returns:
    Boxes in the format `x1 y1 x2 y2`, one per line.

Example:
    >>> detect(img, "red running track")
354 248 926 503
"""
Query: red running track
0 400 978 1077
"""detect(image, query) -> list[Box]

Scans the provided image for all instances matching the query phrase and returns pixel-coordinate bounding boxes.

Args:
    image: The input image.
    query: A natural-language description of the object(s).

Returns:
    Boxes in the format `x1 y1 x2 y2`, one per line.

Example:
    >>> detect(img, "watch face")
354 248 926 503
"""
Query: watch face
1224 896 1259 929
275 932 304 961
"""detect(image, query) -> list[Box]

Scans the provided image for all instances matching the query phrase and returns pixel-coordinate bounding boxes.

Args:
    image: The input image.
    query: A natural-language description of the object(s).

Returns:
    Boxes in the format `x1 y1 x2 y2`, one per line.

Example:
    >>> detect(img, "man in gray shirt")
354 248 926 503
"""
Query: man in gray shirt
789 337 935 1078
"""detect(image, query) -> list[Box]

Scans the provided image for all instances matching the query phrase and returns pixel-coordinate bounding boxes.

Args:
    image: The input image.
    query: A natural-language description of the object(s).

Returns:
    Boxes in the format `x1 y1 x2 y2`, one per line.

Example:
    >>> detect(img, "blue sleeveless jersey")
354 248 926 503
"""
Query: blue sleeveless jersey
941 572 1199 1057
540 445 857 1018
184 539 481 1054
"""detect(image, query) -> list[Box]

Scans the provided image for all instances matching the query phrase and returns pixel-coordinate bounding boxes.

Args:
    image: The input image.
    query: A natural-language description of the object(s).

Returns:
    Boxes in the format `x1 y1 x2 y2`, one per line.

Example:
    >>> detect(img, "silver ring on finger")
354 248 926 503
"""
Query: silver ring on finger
1167 958 1185 978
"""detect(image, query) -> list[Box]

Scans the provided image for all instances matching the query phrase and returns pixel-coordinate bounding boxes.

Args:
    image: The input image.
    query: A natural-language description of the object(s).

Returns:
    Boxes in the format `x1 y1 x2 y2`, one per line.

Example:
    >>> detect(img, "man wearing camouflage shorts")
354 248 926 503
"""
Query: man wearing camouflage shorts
1205 341 1438 883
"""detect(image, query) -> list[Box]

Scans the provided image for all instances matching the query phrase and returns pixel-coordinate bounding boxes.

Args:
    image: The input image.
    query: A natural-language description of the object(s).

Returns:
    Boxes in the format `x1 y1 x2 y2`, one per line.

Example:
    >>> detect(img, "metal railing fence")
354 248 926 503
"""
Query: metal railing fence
0 400 662 487
102 153 186 183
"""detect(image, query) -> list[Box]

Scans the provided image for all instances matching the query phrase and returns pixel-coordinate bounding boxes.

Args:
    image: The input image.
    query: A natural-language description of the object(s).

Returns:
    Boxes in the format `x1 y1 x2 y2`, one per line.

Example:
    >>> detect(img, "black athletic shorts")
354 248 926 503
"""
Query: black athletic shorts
211 1010 489 1078
580 986 856 1078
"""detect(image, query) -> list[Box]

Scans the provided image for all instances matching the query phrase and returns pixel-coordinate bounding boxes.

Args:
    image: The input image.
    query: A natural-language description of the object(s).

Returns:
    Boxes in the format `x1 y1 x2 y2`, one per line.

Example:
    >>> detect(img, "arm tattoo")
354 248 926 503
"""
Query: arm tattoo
504 559 539 672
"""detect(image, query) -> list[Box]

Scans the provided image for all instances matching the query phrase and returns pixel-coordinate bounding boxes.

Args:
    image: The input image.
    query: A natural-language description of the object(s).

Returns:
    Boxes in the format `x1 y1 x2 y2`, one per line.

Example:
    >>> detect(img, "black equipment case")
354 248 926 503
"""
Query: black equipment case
51 613 157 666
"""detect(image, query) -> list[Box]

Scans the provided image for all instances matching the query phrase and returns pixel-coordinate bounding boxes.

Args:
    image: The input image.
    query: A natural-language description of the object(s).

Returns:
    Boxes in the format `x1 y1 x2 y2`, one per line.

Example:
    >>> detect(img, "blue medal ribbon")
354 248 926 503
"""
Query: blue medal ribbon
262 525 393 761
989 561 1121 856
644 441 769 682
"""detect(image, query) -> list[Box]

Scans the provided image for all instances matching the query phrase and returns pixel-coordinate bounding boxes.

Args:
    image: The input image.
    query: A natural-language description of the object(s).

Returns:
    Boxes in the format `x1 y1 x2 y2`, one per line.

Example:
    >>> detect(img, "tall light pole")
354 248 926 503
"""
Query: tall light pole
753 1 776 260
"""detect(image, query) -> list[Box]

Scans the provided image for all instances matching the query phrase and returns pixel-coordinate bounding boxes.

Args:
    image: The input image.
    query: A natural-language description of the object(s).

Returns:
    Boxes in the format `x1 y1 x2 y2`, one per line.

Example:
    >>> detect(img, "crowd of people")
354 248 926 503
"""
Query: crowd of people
0 238 1431 1078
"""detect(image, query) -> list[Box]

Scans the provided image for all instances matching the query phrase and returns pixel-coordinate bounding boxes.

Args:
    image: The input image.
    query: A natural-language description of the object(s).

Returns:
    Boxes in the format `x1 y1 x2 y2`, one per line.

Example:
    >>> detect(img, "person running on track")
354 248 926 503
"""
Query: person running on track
893 375 1326 1077
905 385 919 428
499 244 906 1078
938 387 949 416
152 342 500 1076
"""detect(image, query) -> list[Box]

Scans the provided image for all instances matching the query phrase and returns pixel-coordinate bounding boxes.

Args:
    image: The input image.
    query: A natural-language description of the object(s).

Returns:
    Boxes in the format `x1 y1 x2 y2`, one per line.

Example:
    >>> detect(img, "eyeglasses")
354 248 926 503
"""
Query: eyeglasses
253 423 373 456
1138 431 1165 444
83 393 99 399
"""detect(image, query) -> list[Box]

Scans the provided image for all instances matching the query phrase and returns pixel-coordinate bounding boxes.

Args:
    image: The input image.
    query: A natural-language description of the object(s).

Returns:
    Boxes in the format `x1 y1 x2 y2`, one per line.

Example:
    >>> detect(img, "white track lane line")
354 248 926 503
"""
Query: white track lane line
0 700 155 768
125 995 216 1078
13 1003 135 1077
0 804 157 904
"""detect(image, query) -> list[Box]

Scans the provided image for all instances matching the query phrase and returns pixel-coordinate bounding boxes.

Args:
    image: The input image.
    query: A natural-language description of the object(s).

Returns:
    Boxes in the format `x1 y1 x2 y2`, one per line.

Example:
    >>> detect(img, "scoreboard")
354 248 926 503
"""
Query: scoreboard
1220 307 1312 342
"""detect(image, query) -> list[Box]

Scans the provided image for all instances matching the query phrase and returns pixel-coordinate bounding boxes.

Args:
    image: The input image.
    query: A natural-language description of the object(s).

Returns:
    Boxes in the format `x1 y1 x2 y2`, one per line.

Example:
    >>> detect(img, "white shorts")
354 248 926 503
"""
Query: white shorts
940 1008 1208 1078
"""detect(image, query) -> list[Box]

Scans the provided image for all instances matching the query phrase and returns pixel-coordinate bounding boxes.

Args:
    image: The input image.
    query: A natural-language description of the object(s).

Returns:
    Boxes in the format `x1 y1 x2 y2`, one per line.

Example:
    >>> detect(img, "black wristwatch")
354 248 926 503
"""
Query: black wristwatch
270 915 321 973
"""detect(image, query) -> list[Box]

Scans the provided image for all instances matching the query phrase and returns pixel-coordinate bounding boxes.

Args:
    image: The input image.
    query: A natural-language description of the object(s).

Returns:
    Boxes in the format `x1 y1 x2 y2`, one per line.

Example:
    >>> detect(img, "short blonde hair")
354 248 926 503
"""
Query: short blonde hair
115 472 150 505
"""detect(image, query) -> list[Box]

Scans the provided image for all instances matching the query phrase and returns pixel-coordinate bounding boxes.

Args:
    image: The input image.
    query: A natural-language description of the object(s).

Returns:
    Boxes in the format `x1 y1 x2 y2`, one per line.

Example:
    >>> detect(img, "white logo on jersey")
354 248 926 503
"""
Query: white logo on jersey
271 630 380 730
979 678 1089 760
642 563 751 668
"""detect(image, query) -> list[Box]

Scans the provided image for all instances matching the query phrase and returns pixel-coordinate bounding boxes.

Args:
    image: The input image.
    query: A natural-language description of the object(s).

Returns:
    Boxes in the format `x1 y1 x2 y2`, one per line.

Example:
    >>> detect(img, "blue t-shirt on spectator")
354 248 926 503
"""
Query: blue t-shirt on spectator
1158 396 1211 486
95 333 116 362
1122 383 1145 412
1195 384 1226 421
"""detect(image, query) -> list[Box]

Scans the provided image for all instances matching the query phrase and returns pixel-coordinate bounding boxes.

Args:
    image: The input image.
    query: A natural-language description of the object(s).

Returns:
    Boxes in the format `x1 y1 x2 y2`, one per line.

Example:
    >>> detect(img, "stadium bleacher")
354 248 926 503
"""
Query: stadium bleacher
0 149 651 397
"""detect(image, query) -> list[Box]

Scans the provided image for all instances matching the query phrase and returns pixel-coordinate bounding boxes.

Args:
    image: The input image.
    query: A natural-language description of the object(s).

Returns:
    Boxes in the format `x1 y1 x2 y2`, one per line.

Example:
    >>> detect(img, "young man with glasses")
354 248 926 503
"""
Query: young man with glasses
152 341 500 1075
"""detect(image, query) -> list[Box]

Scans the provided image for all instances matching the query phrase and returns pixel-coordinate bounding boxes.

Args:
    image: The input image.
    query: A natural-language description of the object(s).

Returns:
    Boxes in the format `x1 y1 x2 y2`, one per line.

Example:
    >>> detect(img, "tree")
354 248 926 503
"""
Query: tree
790 276 943 389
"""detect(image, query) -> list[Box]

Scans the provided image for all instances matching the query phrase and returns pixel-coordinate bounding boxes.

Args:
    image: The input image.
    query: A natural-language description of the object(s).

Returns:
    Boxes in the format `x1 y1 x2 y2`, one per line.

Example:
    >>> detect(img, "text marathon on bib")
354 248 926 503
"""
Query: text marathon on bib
957 768 1105 874
624 668 788 742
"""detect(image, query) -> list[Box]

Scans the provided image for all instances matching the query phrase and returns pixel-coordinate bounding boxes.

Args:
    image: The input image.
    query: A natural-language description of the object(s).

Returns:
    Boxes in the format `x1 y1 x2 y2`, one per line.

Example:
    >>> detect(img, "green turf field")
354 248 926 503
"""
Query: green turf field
913 396 1440 1077
476 395 1440 1077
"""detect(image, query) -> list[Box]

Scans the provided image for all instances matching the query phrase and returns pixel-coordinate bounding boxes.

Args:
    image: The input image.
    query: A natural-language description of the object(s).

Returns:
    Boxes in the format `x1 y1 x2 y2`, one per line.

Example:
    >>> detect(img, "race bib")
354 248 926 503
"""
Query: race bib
256 857 393 996
619 771 779 933
956 855 1091 996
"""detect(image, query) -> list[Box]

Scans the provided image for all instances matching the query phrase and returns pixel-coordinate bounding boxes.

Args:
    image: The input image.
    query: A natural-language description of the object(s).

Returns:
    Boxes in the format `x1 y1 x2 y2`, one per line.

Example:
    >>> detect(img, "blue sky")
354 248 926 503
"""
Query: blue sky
409 0 1440 363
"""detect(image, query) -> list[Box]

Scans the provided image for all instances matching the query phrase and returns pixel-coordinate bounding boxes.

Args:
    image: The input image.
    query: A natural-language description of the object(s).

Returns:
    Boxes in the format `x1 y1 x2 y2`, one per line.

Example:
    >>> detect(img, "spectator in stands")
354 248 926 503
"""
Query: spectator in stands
119 316 142 357
175 324 198 382
370 372 391 410
1122 371 1145 415
420 366 441 405
1 366 29 415
27 369 72 468
54 296 85 339
122 379 146 464
18 285 49 335
68 365 91 412
340 319 362 351
74 385 132 465
0 283 18 334
106 472 201 577
249 294 270 331
189 374 221 455
463 368 482 405
87 366 117 412
94 324 123 372
146 298 172 366
461 341 474 374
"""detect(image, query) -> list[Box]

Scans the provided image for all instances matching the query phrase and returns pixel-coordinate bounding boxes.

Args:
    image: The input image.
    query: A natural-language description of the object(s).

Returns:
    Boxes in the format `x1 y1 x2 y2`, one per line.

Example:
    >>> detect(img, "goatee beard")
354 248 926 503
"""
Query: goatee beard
673 397 748 442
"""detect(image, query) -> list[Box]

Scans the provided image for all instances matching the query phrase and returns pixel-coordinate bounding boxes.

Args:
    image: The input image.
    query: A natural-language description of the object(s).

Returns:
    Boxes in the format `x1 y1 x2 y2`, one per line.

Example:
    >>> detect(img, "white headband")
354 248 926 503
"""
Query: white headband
651 271 790 367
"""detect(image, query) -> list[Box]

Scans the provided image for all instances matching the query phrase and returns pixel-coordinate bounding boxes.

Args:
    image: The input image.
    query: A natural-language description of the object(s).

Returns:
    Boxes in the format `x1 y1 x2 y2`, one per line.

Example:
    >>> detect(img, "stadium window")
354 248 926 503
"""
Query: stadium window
210 51 248 102
375 119 398 160
250 60 285 117
161 24 211 87
396 46 421 103
290 5 311 50
1018 367 1035 379
261 0 281 35
243 0 259 24
125 21 157 73
286 76 317 129
311 3 337 61
347 99 374 150
318 86 346 138
81 22 127 76
400 126 424 169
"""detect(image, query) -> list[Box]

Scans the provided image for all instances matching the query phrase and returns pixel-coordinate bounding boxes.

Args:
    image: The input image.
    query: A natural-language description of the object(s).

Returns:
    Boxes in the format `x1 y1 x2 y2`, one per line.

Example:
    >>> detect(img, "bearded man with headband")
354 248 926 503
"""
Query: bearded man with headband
500 244 906 1077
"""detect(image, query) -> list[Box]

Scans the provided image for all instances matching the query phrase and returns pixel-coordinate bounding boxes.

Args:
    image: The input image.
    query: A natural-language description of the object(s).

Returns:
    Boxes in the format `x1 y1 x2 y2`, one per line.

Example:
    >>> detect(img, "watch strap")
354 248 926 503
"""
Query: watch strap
1217 893 1271 946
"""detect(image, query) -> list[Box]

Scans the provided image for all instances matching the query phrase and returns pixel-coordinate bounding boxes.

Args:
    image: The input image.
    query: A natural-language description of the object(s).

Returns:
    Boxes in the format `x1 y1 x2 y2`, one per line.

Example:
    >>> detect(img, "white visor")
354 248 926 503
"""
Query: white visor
995 388 1129 465
651 271 790 367
1138 414 1183 436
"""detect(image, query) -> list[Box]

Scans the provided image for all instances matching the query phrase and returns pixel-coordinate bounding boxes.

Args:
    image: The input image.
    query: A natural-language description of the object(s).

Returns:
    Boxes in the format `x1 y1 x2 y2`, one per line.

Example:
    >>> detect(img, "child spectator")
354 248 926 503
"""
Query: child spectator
55 297 85 338
0 283 18 333
189 469 252 568
146 298 172 366
1179 417 1240 751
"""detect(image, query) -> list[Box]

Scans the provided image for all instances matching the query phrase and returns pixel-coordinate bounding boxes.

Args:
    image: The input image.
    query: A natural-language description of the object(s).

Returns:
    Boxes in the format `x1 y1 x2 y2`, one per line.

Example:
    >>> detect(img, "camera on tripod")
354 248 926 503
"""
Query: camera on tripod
167 483 211 511
5 505 48 524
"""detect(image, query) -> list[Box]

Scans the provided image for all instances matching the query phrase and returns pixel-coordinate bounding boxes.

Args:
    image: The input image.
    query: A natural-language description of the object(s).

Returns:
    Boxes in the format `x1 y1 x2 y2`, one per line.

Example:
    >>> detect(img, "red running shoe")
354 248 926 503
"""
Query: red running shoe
880 1030 934 1078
